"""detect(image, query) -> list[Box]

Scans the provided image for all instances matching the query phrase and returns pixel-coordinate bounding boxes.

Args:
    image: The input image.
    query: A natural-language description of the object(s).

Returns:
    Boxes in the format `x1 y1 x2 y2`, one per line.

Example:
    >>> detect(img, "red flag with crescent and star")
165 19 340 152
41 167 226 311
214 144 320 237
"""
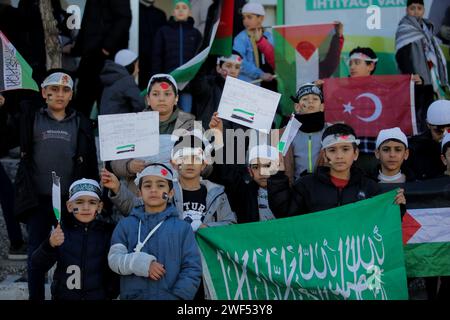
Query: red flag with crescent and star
323 75 416 137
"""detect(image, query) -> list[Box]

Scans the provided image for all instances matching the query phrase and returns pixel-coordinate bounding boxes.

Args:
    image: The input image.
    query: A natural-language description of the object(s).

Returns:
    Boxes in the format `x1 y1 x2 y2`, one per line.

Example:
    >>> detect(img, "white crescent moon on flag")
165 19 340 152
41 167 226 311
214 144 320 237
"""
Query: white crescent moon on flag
355 93 383 123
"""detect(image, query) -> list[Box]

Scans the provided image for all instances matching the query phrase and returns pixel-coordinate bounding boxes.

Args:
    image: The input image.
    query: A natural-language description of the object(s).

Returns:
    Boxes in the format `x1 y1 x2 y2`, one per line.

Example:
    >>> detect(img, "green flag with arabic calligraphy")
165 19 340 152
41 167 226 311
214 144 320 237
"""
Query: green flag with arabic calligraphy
196 190 408 300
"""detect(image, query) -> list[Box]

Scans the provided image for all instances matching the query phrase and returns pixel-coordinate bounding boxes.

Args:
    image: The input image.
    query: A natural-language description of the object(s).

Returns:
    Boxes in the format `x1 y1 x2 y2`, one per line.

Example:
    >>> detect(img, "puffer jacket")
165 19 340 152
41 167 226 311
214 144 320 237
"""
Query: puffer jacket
99 60 145 115
152 16 202 75
108 204 202 300
268 166 381 218
31 215 118 300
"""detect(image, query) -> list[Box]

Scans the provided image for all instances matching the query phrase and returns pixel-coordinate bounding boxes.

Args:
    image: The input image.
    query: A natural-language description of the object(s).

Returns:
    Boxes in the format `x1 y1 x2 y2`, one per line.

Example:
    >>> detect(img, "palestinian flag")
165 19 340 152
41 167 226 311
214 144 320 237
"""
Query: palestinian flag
0 31 38 92
210 0 234 57
401 178 450 277
273 23 339 115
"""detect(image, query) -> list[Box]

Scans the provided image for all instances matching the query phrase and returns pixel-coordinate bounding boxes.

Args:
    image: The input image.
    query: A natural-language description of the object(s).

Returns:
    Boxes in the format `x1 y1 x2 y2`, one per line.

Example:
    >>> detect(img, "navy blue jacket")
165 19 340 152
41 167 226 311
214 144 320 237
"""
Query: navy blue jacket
151 17 202 75
31 215 118 300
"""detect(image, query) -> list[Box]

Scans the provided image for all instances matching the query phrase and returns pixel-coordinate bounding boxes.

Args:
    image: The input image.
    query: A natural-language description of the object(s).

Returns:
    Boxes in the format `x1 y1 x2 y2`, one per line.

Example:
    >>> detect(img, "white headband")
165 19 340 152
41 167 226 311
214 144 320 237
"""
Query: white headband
172 147 205 162
217 54 243 65
349 53 378 63
322 134 360 150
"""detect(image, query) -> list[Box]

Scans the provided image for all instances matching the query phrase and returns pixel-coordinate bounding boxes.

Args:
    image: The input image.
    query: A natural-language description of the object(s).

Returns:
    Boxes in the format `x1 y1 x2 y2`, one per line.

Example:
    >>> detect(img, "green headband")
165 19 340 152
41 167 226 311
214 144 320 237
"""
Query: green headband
174 0 191 8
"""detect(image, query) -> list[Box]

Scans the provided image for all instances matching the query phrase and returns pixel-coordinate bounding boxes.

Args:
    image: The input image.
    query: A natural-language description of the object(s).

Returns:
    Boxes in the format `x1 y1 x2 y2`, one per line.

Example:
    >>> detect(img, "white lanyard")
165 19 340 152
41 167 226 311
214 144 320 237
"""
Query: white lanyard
134 220 164 253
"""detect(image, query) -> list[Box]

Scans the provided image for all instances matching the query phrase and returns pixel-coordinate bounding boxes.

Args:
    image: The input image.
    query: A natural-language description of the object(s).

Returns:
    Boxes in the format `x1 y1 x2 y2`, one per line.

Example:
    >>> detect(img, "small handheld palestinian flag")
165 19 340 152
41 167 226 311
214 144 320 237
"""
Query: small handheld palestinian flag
52 171 61 223
278 114 302 156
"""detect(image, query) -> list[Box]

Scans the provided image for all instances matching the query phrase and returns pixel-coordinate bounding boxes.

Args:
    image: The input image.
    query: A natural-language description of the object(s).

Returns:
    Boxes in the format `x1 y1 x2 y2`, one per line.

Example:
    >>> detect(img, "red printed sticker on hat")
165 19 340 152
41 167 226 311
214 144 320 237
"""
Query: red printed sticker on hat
161 169 168 176
340 135 350 140
61 75 69 85
159 82 170 90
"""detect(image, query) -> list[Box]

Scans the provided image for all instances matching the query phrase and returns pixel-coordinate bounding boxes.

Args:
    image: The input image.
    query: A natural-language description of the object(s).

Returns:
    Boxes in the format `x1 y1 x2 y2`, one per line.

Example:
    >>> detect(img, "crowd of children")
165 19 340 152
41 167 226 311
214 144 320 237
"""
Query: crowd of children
0 0 450 301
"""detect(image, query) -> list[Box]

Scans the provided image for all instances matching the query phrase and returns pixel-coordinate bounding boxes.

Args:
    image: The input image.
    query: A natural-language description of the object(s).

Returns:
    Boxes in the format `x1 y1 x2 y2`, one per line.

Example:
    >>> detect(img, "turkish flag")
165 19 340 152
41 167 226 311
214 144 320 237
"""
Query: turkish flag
324 75 416 137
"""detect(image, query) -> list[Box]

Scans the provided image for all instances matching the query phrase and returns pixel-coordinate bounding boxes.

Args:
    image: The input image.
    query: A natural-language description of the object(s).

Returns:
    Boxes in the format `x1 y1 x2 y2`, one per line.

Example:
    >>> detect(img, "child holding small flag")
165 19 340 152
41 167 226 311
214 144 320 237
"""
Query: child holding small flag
10 70 98 300
31 179 118 300
108 163 202 300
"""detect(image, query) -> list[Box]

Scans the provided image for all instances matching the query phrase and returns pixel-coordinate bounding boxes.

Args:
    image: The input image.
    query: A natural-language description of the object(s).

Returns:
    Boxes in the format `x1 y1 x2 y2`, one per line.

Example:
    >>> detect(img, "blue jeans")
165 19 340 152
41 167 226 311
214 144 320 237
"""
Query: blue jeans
0 163 23 247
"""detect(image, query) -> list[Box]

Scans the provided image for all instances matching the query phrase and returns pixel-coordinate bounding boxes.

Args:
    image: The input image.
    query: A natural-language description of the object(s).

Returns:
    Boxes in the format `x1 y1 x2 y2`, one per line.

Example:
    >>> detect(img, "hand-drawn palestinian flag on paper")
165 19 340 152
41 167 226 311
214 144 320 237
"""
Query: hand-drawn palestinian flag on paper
273 23 340 115
401 177 450 277
0 31 38 92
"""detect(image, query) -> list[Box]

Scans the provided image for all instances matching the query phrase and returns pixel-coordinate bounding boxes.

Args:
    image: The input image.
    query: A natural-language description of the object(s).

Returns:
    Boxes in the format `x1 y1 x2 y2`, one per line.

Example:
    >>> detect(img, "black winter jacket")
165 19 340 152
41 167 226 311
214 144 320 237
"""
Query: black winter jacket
268 166 381 218
191 75 225 129
99 61 146 115
13 100 99 220
72 0 131 57
31 215 118 300
406 130 445 180
152 17 202 75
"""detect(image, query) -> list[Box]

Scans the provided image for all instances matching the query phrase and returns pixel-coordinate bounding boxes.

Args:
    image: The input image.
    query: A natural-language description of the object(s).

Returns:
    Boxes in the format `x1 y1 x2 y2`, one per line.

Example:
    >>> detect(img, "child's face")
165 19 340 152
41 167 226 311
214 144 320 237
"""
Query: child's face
349 59 374 77
249 159 273 189
173 155 206 180
174 2 190 21
375 140 409 174
41 85 73 112
139 176 173 209
243 13 264 31
324 143 358 174
217 61 241 79
295 94 324 114
67 196 102 224
442 148 450 174
147 82 178 117
407 3 425 19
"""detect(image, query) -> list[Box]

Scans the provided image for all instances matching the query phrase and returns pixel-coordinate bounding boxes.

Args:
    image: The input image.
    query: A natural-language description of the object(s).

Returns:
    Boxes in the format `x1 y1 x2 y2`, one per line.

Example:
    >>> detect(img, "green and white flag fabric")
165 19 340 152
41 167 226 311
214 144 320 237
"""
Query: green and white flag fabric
197 190 408 300
170 20 220 91
401 177 450 277
52 171 61 223
0 31 39 92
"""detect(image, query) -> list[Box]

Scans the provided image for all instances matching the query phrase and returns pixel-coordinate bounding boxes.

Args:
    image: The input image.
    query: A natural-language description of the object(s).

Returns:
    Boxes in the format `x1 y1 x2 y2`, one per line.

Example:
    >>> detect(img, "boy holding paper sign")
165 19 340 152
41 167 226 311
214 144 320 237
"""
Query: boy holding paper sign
10 70 98 300
31 179 118 300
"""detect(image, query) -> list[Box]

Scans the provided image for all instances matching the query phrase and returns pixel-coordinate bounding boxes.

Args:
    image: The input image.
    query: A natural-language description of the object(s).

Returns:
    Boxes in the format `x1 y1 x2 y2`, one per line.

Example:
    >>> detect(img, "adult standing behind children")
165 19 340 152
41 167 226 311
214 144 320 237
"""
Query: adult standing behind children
396 0 449 132
11 70 98 300
99 49 146 115
111 74 195 196
233 3 276 87
152 0 203 113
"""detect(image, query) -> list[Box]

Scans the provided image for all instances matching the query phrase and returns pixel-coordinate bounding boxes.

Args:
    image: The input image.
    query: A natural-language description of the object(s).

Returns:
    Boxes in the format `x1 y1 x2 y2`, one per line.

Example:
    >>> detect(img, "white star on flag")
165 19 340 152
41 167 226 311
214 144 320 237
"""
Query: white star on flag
343 102 354 114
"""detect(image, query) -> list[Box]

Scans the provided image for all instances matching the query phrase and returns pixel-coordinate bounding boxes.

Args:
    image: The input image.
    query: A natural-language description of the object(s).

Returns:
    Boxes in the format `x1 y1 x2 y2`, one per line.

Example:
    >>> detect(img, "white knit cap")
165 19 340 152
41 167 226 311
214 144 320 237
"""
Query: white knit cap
442 130 450 152
134 164 174 186
41 72 73 90
248 145 279 164
427 100 450 126
376 127 408 149
68 179 101 202
114 49 138 67
242 3 265 16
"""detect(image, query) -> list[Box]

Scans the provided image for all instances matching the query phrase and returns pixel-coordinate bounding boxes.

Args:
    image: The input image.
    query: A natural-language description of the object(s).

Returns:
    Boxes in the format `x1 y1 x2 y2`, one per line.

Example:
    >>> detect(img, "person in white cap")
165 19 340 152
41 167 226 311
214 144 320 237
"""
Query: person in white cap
107 163 202 300
268 123 405 218
99 49 145 115
191 51 243 129
407 100 450 180
31 178 119 300
374 127 412 184
233 2 276 85
441 130 450 177
110 73 195 196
